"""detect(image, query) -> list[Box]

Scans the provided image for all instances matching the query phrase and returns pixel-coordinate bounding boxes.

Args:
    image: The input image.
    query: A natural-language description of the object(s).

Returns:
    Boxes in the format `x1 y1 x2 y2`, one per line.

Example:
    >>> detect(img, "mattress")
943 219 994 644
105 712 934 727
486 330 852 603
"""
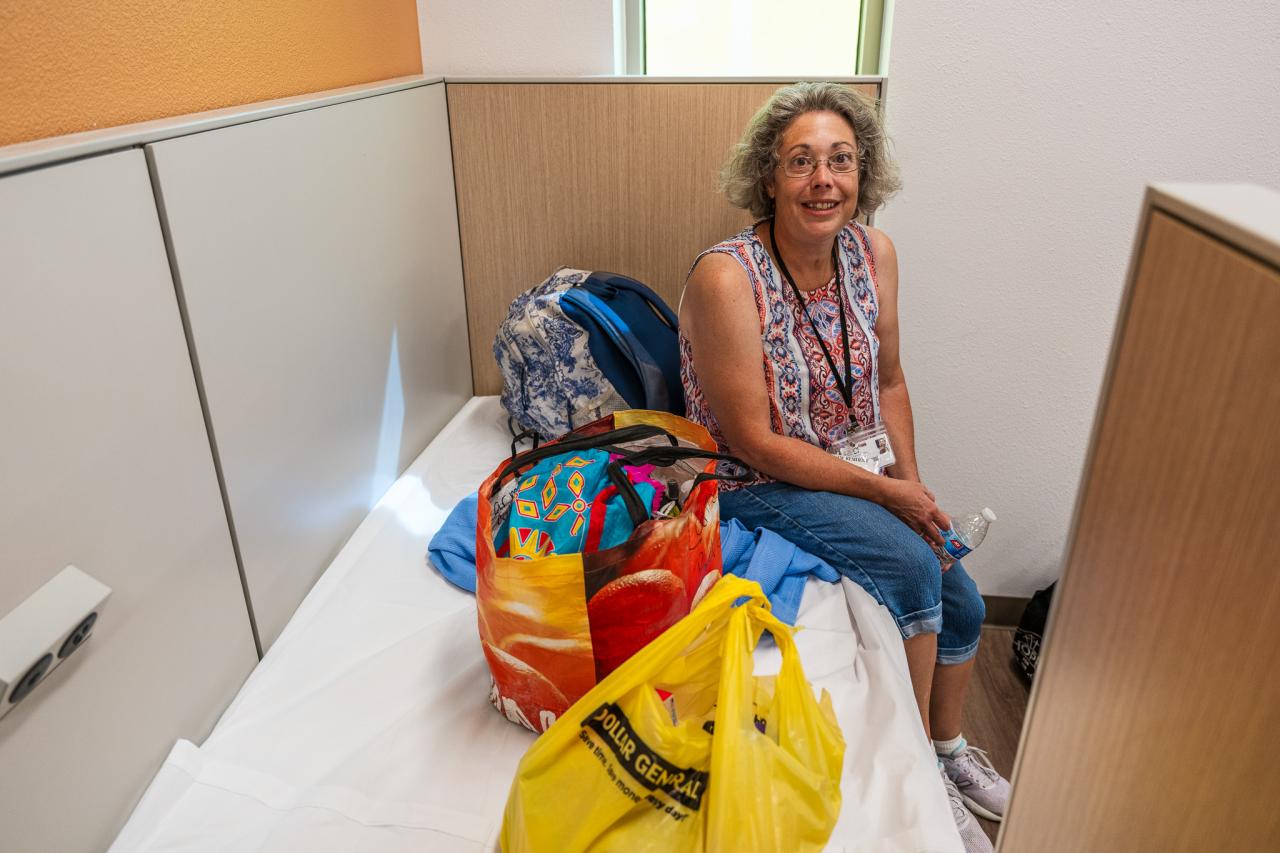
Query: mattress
109 397 962 852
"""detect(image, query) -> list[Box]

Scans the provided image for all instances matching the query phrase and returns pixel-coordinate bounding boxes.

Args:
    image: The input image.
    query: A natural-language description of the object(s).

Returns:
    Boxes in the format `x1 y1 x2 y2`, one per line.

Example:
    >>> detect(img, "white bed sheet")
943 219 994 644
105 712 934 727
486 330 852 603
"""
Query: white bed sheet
110 397 961 853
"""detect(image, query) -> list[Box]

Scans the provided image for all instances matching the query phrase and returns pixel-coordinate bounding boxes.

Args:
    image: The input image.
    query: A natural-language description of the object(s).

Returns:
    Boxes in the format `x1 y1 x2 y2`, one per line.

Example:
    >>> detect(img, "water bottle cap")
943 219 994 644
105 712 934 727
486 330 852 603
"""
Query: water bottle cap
981 507 997 523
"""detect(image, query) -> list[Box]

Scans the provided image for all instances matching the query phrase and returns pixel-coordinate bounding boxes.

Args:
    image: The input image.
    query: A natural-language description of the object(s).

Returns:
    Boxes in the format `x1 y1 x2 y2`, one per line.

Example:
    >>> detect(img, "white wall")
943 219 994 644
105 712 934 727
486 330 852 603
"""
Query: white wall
879 1 1280 595
413 0 1278 596
417 0 615 75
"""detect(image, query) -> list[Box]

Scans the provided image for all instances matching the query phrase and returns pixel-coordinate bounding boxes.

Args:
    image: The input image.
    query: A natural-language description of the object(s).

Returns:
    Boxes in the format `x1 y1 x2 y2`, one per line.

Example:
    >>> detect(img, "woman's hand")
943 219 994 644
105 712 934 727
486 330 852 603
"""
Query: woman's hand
879 478 951 549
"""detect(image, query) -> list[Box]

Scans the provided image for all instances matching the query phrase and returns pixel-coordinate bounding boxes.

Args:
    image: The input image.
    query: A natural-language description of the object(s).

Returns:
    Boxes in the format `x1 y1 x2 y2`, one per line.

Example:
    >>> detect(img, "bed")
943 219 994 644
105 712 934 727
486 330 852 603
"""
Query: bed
108 397 962 853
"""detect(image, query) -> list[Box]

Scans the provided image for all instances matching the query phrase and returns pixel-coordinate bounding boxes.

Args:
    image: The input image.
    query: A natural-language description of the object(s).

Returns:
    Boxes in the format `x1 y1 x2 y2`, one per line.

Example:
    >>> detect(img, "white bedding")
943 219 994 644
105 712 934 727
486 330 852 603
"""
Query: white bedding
110 397 961 853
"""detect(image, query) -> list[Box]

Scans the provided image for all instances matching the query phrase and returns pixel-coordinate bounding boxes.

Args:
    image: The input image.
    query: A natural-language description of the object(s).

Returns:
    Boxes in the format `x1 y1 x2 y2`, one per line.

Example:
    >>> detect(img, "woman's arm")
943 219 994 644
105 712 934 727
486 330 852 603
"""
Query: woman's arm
679 252 947 543
867 227 920 482
867 227 950 536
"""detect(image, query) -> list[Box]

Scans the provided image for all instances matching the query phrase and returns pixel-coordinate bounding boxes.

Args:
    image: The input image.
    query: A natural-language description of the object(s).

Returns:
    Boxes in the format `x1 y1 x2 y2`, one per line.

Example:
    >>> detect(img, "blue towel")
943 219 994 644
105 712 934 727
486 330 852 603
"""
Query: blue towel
427 493 841 624
718 518 840 625
428 493 479 593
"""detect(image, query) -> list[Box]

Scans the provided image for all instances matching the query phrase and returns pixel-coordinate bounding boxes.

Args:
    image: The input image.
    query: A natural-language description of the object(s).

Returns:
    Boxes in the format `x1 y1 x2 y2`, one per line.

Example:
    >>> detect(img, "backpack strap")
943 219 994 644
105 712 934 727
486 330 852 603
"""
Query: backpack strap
507 417 541 457
581 272 679 331
561 289 670 411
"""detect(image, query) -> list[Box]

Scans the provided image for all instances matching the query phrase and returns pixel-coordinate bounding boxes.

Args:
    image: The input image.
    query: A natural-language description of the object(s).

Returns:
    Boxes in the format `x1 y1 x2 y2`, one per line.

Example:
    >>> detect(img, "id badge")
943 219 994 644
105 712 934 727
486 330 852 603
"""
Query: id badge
831 422 896 475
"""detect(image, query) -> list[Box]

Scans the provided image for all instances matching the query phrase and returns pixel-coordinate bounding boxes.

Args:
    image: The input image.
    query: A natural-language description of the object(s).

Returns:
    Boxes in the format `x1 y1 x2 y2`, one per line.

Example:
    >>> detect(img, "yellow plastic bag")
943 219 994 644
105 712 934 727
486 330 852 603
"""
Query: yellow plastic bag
500 575 846 852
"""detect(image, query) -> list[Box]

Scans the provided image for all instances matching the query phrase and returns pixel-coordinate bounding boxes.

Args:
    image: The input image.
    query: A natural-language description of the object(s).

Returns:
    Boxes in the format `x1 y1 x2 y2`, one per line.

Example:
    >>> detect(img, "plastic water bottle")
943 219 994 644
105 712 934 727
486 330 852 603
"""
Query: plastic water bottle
933 508 997 566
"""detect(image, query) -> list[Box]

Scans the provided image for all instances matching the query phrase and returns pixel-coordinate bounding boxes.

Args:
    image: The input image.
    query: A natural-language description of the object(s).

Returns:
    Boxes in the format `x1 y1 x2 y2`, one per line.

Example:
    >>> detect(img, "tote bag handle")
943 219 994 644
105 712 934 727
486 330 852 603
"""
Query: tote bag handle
603 446 753 528
496 422 679 484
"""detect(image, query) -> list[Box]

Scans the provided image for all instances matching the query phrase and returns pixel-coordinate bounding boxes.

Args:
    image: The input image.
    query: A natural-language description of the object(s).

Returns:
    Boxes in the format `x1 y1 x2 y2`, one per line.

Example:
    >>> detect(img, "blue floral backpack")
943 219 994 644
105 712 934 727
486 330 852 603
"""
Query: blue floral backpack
493 268 685 440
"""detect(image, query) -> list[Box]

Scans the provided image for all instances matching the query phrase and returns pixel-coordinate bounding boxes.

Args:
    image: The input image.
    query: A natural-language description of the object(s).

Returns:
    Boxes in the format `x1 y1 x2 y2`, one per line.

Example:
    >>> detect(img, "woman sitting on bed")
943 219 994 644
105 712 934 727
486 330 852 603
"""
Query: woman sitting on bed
678 82 1008 853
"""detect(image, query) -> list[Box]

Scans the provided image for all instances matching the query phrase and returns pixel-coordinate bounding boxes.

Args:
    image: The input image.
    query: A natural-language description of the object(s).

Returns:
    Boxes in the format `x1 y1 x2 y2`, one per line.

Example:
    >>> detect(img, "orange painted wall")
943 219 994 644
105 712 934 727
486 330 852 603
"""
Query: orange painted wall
0 1 422 147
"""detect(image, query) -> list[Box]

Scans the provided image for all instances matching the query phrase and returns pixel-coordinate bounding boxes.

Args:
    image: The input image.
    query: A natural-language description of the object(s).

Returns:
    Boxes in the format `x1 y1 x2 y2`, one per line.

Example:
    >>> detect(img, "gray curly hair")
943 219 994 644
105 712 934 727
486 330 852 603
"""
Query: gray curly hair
721 82 901 220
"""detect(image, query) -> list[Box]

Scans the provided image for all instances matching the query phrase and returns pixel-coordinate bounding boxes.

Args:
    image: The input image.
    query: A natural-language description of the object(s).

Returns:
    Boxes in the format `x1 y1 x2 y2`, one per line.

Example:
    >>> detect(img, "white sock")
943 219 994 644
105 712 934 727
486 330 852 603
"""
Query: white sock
934 733 966 757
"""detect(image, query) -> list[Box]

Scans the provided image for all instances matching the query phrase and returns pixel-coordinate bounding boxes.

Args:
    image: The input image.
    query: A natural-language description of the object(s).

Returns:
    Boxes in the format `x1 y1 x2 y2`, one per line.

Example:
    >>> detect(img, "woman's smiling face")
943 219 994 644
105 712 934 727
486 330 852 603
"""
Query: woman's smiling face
768 110 860 242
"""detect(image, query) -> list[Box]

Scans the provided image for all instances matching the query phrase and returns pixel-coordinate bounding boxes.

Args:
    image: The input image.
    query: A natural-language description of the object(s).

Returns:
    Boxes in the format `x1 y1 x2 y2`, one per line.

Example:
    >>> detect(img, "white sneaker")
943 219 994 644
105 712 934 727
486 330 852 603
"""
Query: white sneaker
940 743 1011 822
940 765 994 853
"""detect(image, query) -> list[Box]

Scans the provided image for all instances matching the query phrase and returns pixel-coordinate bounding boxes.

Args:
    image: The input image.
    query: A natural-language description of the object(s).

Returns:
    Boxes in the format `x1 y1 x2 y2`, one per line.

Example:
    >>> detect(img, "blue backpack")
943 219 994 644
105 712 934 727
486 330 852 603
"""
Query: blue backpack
494 268 685 440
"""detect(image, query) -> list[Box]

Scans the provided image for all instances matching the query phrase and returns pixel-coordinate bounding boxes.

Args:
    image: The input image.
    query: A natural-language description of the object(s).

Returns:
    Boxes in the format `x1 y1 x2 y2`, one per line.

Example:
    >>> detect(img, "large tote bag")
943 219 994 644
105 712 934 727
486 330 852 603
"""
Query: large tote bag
476 410 745 733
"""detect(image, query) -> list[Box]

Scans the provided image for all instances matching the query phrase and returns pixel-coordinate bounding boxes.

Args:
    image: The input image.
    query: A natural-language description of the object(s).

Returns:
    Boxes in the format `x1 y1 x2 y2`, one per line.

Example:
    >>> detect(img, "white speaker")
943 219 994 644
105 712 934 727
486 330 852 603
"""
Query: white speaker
0 565 111 722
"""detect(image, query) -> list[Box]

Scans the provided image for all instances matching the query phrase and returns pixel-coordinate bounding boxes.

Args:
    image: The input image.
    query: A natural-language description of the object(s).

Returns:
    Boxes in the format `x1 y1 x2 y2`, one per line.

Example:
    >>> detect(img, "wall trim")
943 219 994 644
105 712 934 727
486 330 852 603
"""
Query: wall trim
442 74 886 84
983 595 1030 628
0 75 440 179
2 74 888 180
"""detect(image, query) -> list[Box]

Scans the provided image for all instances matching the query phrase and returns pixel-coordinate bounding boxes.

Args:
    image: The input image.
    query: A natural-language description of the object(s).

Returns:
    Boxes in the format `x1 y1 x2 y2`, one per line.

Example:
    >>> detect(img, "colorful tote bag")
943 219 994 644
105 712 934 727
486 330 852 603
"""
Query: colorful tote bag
495 451 665 559
476 410 747 733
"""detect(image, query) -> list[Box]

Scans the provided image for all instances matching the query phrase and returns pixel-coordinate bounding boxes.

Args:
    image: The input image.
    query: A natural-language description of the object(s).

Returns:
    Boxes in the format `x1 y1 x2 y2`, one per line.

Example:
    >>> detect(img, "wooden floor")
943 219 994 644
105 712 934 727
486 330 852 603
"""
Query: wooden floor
960 627 1032 844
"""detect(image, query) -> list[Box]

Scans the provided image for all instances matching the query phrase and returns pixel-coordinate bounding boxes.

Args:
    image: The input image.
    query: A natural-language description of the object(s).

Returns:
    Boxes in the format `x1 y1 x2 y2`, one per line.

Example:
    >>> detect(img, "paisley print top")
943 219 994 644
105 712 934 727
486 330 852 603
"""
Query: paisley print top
678 222 881 490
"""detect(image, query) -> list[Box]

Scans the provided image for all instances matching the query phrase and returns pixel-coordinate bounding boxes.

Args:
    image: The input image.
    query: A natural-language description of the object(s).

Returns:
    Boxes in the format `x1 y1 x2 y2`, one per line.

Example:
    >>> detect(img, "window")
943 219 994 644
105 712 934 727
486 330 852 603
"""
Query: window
628 0 889 77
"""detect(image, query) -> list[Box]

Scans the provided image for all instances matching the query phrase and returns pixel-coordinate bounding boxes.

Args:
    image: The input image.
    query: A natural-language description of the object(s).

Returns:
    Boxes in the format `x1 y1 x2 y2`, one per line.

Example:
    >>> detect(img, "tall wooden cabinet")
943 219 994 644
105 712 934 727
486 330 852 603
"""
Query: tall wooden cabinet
1000 184 1280 851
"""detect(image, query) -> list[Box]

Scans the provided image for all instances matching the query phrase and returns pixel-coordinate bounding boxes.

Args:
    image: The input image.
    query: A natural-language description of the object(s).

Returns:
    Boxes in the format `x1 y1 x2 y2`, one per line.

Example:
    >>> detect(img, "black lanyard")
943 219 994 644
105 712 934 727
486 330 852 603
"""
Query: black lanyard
769 218 853 409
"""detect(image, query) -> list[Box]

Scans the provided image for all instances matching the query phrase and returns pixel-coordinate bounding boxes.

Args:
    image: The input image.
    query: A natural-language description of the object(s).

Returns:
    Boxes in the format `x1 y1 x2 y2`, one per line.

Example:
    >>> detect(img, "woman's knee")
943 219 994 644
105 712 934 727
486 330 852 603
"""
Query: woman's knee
951 579 985 639
892 532 945 603
938 565 985 662
879 533 945 637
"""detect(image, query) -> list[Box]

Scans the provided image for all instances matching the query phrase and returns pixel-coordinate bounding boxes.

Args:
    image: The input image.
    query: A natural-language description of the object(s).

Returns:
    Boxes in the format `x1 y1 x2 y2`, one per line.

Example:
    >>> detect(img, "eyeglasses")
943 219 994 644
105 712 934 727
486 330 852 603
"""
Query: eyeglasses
778 150 861 178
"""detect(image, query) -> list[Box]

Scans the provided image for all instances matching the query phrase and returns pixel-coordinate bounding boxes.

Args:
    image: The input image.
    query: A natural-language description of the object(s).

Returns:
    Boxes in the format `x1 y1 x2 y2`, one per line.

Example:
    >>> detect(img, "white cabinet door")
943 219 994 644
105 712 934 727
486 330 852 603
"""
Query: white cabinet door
146 83 470 651
0 150 258 853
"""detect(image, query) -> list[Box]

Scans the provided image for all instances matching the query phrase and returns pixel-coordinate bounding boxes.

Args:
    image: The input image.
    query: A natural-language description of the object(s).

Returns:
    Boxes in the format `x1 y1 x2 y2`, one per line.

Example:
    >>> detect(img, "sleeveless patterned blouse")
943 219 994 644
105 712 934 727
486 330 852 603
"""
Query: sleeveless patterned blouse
678 222 881 491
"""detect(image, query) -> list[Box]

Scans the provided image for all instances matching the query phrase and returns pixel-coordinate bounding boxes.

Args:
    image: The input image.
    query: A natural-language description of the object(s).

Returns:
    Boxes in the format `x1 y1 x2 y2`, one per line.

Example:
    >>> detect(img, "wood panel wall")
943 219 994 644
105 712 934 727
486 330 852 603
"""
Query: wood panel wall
999 196 1280 851
446 81 882 396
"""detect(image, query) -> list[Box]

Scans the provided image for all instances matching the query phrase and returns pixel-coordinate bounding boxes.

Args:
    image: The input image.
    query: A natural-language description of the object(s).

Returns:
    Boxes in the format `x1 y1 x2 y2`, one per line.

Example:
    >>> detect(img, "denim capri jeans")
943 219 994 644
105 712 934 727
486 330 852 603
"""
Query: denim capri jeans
719 482 985 664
